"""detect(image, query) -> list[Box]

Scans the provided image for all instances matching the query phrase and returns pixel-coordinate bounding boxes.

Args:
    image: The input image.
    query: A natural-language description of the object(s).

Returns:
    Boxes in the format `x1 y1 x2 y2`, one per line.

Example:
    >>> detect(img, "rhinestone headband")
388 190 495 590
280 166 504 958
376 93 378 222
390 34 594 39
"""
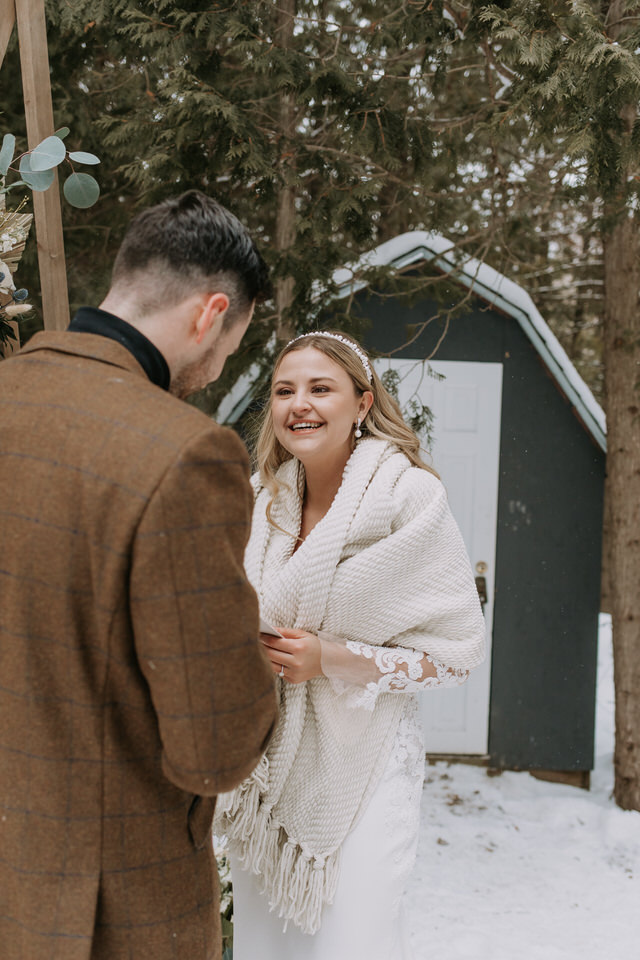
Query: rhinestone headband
286 331 373 383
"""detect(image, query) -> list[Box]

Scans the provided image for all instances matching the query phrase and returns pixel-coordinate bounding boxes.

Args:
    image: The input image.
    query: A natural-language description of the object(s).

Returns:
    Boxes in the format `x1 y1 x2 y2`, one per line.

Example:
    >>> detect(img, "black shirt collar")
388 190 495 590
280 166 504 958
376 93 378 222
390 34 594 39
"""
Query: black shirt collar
68 306 171 391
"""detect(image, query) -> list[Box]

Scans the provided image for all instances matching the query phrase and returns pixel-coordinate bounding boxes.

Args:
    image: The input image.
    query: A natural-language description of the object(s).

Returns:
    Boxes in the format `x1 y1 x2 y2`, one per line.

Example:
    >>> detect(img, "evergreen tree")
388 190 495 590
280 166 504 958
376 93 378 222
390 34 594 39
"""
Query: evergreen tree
426 3 606 396
34 3 601 394
5 1 473 408
61 1 456 313
472 0 640 810
2 1 607 401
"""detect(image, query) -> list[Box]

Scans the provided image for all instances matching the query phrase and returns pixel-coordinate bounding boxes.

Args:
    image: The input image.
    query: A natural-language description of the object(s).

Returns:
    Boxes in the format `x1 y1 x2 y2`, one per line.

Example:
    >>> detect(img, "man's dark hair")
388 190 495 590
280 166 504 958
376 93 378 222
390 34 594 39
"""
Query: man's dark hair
111 191 271 325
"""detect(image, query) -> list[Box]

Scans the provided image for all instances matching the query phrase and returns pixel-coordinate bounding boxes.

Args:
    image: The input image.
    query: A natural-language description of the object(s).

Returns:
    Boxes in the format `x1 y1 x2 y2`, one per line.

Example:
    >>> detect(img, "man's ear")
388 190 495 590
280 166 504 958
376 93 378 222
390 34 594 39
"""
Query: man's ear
194 292 230 344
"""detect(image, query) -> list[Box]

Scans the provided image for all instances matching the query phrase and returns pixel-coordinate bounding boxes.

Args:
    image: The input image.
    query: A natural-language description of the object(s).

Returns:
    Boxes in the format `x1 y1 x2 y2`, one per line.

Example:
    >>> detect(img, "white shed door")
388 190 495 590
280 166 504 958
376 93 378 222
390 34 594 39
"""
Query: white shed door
373 359 503 755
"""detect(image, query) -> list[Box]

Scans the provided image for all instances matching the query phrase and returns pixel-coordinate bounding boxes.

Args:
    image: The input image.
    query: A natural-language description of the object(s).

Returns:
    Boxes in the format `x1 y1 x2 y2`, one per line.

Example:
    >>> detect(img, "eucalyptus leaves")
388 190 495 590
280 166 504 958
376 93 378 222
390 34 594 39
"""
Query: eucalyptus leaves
0 127 100 208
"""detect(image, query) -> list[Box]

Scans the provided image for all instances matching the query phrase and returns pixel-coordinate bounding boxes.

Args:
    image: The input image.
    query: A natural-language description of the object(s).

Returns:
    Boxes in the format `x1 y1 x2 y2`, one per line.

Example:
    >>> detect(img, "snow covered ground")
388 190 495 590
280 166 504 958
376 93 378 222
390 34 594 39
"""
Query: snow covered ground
406 615 640 960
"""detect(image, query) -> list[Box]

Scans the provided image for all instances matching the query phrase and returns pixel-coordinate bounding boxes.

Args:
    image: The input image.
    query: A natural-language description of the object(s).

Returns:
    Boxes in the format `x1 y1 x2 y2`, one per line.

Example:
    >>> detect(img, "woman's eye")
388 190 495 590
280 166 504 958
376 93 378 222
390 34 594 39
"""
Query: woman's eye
274 385 329 397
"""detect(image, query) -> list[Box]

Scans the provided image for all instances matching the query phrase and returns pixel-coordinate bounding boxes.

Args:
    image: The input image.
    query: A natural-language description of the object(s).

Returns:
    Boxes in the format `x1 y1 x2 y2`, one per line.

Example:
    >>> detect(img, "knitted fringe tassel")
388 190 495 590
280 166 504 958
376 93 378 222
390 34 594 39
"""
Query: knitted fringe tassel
221 798 341 935
243 805 277 875
272 837 298 906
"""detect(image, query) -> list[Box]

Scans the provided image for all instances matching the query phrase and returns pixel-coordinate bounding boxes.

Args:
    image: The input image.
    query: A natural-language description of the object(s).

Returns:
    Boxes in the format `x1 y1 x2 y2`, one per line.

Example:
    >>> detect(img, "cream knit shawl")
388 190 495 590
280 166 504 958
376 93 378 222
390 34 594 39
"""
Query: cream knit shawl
216 438 485 934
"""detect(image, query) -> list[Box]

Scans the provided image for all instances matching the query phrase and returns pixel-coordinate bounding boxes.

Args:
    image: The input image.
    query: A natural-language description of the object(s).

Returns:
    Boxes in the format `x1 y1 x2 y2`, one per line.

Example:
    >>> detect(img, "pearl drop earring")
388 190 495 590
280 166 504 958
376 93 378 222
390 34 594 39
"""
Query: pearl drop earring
354 418 362 439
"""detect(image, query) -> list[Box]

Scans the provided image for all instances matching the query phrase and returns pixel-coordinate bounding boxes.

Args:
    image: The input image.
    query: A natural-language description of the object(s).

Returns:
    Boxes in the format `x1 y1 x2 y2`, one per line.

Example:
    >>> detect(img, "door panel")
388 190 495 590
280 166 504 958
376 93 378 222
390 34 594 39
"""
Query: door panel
373 359 503 754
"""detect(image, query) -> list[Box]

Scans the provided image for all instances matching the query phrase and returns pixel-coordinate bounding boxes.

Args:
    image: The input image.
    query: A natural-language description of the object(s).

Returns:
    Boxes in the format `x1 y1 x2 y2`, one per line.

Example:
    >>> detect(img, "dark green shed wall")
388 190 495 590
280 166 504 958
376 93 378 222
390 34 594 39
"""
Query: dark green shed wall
350 292 605 771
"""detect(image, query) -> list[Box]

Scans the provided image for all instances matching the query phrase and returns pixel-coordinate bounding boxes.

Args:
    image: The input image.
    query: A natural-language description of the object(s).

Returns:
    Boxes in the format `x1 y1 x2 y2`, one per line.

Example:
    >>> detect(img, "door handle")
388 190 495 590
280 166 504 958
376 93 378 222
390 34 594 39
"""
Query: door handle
475 576 488 609
474 561 488 609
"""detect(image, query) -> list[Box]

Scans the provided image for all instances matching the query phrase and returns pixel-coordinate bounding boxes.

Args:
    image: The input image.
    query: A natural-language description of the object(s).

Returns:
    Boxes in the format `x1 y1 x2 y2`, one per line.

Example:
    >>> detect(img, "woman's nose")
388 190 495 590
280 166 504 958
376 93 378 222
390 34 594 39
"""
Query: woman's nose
291 391 311 413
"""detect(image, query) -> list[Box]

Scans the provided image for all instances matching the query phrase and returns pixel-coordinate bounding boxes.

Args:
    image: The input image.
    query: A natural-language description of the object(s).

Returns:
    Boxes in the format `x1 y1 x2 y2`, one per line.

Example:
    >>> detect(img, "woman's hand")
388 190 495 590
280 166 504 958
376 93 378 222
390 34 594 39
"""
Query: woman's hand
259 627 323 684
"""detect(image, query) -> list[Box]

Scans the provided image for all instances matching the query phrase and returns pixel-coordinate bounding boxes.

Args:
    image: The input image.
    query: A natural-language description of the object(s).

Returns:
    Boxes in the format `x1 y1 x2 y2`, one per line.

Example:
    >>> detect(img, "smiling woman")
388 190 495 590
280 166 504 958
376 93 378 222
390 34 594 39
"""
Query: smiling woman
256 331 438 515
214 330 486 960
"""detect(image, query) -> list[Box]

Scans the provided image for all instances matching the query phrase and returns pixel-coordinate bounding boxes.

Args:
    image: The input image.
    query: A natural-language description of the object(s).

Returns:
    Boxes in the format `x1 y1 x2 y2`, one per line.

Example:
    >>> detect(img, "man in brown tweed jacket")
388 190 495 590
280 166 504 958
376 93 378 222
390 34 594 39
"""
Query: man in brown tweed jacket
0 192 278 959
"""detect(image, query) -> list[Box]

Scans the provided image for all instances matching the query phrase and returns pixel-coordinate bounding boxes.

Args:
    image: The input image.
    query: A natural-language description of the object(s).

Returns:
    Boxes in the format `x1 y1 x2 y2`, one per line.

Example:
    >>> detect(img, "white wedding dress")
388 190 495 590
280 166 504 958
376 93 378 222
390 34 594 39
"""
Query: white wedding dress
229 645 467 960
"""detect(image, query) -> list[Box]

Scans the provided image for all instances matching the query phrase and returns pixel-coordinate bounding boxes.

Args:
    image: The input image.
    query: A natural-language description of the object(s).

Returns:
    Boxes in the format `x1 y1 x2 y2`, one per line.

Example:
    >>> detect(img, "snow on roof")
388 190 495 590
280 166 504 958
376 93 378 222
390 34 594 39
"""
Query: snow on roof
217 231 606 451
333 231 606 452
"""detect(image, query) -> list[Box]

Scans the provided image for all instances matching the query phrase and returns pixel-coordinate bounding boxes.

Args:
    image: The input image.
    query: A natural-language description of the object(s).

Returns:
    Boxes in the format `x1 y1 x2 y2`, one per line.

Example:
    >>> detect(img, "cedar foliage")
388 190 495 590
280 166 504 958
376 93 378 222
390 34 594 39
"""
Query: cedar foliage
62 1 457 323
3 1 467 407
1 1 608 400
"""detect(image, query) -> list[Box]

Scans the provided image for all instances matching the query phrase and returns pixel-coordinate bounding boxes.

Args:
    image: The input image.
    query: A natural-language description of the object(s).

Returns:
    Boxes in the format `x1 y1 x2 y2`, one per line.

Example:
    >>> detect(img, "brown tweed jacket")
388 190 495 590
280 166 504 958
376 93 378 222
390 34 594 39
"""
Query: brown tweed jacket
0 331 278 960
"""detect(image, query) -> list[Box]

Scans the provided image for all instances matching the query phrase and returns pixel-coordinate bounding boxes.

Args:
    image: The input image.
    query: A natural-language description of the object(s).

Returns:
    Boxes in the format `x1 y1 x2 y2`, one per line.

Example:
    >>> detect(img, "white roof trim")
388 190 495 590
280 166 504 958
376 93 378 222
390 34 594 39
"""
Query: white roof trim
215 361 262 424
213 333 277 425
333 231 606 452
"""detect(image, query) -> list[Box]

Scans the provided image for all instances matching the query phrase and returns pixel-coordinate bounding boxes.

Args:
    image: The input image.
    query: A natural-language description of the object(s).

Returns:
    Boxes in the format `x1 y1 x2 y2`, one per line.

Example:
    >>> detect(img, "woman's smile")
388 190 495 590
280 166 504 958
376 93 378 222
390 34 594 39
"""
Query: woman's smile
288 420 325 433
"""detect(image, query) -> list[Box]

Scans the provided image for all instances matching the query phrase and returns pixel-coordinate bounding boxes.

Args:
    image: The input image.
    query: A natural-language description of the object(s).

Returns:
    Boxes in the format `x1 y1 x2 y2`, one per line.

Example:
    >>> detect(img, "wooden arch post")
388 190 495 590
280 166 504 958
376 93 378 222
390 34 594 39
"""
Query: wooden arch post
0 0 70 331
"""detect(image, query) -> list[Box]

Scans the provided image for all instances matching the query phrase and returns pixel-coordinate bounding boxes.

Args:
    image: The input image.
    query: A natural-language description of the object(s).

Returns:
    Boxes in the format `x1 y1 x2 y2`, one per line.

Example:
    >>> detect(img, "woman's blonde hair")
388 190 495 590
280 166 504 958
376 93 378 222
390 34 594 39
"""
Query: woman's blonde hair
254 331 439 511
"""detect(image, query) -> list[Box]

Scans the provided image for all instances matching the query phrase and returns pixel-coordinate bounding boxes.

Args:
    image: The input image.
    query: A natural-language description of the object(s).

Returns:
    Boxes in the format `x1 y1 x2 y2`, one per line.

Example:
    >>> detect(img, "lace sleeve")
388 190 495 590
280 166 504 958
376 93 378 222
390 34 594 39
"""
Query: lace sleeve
318 633 469 712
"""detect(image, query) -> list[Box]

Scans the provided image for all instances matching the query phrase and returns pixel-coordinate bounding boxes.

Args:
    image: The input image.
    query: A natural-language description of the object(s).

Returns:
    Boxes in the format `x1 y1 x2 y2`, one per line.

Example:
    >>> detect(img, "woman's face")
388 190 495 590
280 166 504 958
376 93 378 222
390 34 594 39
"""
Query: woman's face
271 347 372 469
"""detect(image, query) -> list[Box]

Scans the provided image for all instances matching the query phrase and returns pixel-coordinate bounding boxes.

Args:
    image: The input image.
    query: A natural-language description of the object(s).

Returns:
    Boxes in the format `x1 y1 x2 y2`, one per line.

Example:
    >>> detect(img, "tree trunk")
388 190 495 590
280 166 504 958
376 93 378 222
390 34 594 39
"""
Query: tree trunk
274 0 296 341
602 210 640 810
601 0 640 811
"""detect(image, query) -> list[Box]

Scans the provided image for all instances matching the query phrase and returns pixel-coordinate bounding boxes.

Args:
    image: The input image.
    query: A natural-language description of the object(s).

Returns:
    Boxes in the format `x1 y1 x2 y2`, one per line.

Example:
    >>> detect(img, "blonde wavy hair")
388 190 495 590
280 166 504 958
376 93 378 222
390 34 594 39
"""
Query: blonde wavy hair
254 331 439 516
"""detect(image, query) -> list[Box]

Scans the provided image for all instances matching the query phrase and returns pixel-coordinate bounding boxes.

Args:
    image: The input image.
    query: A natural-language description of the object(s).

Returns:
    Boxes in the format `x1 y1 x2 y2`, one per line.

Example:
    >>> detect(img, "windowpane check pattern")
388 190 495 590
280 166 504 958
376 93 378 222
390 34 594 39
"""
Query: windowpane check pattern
0 333 277 960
